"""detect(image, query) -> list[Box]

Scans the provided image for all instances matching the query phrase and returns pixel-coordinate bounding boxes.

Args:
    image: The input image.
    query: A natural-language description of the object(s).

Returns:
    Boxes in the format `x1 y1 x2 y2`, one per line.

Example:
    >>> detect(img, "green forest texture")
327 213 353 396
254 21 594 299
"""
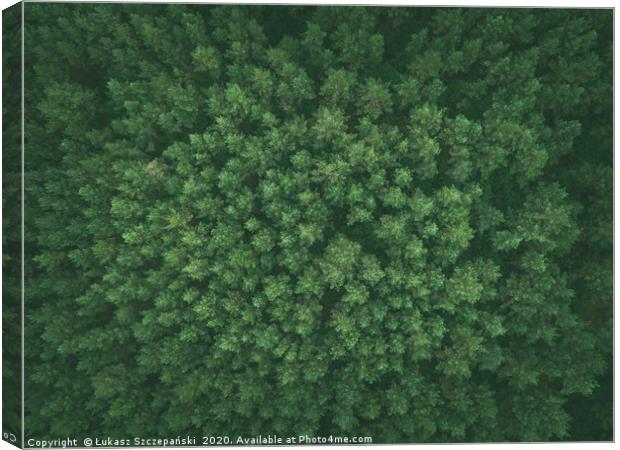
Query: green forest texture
3 2 23 447
5 4 613 443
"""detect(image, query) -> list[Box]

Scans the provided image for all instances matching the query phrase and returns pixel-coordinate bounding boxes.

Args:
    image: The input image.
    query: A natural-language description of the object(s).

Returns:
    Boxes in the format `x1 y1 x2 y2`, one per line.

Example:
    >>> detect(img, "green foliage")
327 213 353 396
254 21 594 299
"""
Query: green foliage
3 4 23 445
19 4 612 443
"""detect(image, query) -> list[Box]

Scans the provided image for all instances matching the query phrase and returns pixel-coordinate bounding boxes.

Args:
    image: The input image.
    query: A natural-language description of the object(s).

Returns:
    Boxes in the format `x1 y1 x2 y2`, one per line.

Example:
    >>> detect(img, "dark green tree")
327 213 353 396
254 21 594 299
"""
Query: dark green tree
12 4 613 443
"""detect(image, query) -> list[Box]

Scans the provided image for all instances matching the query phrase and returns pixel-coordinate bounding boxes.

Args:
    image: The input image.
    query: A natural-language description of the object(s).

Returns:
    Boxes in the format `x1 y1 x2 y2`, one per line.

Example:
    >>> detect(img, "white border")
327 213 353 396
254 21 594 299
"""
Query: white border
6 0 618 5
20 1 24 447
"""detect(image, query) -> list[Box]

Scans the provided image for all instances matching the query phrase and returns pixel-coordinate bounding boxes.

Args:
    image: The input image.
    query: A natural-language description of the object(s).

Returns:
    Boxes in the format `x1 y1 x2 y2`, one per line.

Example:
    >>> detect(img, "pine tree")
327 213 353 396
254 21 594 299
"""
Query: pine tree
12 4 612 443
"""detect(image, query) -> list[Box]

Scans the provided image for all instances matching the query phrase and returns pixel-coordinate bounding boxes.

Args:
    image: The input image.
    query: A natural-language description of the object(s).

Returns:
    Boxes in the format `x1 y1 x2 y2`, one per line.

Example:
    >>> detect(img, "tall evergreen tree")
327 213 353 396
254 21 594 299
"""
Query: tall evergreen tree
10 4 613 442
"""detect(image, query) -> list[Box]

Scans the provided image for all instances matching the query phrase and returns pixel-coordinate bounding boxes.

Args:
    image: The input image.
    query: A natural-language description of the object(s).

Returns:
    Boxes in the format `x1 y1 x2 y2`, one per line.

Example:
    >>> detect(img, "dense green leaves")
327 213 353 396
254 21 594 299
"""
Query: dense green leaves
3 4 23 445
19 4 612 443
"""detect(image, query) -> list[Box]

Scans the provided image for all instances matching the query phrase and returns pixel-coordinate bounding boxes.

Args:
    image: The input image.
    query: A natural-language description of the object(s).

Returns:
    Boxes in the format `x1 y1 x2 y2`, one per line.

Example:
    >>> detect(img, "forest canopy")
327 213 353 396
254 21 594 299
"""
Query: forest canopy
9 4 613 443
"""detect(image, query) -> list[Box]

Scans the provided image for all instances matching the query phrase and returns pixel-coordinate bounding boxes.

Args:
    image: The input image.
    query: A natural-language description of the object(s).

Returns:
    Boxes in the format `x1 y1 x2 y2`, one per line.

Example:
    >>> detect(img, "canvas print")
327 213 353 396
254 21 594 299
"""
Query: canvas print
2 2 613 446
